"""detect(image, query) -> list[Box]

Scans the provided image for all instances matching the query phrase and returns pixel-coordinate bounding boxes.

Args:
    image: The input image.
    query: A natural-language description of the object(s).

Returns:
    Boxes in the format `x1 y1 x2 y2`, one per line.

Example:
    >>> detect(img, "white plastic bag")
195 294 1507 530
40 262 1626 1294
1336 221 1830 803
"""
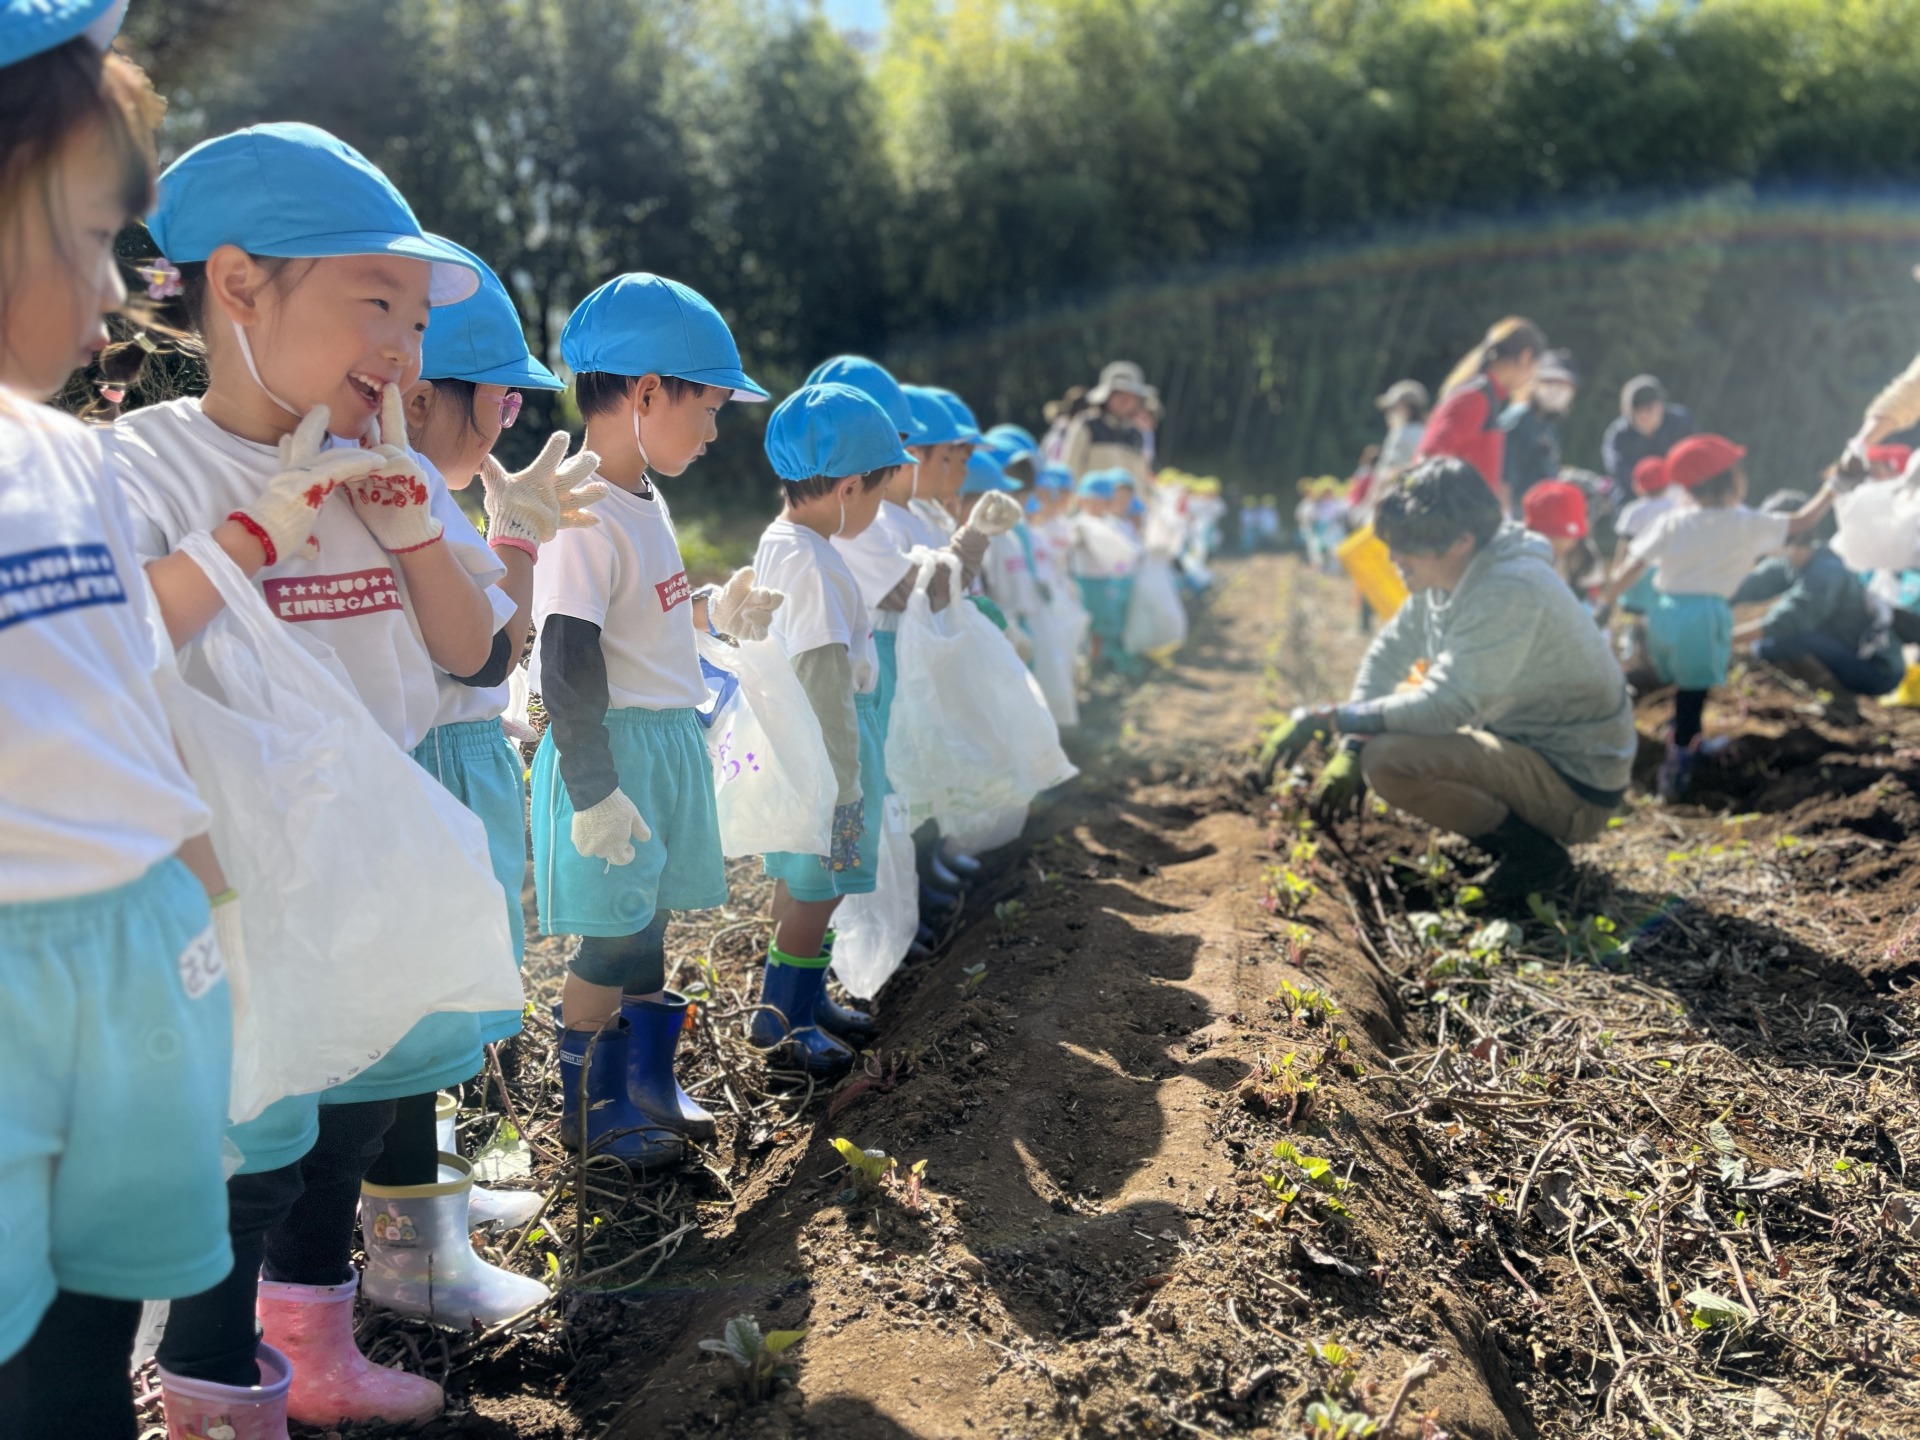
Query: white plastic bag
1074 514 1140 577
1030 581 1088 729
1833 478 1920 571
887 552 1077 840
160 533 522 1125
1124 554 1189 655
828 792 918 999
696 631 835 857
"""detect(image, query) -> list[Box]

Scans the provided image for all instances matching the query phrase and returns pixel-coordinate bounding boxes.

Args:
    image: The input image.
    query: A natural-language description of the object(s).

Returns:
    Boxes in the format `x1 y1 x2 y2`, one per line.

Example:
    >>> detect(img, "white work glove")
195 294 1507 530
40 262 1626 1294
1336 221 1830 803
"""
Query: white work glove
228 406 383 565
571 788 651 865
481 431 608 549
708 567 785 643
346 384 443 553
965 491 1022 537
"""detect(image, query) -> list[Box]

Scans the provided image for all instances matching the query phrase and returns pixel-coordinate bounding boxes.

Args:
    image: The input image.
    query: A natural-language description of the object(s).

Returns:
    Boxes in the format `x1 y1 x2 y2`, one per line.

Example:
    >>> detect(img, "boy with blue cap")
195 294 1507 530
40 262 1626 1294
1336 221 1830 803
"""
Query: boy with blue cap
333 238 606 1334
910 387 986 542
107 120 505 1430
752 383 916 1079
0 8 240 1432
898 383 975 549
530 273 778 1168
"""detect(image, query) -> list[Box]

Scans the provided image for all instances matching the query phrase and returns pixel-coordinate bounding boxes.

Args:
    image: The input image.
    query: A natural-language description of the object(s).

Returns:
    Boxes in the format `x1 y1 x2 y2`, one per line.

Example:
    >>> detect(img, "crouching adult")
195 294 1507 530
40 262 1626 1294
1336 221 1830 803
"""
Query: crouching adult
1734 490 1903 719
1259 457 1637 905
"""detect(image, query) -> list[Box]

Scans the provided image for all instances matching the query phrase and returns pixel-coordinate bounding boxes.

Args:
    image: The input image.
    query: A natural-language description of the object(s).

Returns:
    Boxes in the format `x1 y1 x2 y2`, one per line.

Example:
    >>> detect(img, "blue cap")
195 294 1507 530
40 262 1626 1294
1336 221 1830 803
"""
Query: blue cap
420 237 559 390
150 123 480 305
901 385 971 446
1076 472 1118 499
765 382 916 482
1035 462 1073 492
1 0 123 68
561 273 767 401
929 388 985 445
805 356 925 441
986 423 1038 454
961 451 1020 496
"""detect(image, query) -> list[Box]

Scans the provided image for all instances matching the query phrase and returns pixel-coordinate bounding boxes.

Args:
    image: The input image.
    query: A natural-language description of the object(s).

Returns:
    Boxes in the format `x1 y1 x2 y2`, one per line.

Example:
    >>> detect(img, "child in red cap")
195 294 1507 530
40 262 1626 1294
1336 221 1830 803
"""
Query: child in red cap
1521 479 1599 592
1598 435 1836 799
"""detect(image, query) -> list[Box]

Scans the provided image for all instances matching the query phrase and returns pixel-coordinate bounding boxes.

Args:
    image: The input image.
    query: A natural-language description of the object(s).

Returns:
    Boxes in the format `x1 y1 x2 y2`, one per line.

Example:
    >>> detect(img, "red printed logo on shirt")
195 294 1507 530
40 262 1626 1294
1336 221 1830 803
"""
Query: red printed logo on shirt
261 567 403 622
655 571 691 612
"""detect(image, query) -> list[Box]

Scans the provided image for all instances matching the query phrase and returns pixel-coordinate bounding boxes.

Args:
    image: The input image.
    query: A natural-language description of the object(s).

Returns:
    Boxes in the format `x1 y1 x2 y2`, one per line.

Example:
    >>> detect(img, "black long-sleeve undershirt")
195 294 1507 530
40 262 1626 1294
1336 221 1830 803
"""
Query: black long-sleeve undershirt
538 614 619 811
451 626 516 689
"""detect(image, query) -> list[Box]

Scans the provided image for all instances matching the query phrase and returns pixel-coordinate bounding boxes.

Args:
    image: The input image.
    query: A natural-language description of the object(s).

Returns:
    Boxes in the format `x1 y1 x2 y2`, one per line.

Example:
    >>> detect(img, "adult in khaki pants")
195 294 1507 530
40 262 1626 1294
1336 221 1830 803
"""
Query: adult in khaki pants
1260 457 1636 905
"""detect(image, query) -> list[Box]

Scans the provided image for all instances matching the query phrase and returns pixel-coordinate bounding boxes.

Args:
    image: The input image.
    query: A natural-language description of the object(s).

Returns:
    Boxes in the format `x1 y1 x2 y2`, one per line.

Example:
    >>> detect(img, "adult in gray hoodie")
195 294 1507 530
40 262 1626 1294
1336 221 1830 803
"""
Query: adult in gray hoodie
1261 457 1636 904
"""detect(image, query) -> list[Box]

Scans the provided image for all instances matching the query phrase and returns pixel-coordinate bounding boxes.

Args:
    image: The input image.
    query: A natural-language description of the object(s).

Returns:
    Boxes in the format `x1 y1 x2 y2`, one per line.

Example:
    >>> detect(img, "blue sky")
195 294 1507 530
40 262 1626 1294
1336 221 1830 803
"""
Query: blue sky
823 0 887 30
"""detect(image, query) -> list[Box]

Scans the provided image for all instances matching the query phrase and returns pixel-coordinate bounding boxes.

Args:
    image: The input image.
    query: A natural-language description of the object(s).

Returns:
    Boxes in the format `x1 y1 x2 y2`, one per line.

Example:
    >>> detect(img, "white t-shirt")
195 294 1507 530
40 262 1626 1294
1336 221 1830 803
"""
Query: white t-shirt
755 518 876 694
428 499 520 730
106 399 502 752
1615 492 1676 541
529 478 707 710
1630 503 1791 598
984 529 1041 620
908 497 957 544
0 394 210 903
832 502 917 634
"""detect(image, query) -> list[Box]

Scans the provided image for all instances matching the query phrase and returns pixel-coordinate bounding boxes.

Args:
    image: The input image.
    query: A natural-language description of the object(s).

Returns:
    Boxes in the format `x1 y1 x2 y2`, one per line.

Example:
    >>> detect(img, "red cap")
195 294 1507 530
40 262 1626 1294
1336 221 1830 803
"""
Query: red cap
1665 433 1747 491
1868 443 1912 474
1631 454 1669 497
1523 479 1588 540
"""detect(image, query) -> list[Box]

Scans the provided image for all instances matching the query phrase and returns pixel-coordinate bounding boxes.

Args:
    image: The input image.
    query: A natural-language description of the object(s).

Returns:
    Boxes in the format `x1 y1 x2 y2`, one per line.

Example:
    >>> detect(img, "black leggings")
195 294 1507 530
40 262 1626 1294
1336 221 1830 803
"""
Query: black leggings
0 1290 142 1440
156 1099 395 1387
1674 689 1709 749
365 1091 441 1188
570 910 671 994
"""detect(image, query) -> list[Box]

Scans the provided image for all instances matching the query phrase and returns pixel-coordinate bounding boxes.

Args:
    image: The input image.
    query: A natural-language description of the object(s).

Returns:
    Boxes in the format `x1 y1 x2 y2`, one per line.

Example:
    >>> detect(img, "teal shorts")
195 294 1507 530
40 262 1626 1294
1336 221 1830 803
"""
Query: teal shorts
321 719 531 1107
1647 591 1734 691
1620 569 1659 617
870 629 899 752
765 690 889 902
531 706 728 937
0 859 233 1361
1078 576 1131 646
227 1091 320 1177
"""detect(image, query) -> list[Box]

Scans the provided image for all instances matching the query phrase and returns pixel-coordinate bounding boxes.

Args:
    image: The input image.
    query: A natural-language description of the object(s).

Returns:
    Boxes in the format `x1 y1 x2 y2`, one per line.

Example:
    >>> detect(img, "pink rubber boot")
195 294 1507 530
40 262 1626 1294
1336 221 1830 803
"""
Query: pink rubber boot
158 1342 292 1440
255 1273 442 1428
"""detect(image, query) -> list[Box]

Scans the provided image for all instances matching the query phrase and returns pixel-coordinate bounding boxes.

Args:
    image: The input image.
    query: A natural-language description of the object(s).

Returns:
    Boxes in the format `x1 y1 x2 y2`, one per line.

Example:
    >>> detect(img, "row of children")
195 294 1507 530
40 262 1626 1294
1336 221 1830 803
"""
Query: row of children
0 9 1213 1434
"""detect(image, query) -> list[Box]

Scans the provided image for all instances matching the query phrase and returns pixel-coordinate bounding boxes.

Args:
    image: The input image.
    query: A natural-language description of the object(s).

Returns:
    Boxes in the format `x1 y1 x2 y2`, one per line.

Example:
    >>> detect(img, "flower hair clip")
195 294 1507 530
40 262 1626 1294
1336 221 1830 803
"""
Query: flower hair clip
137 258 183 300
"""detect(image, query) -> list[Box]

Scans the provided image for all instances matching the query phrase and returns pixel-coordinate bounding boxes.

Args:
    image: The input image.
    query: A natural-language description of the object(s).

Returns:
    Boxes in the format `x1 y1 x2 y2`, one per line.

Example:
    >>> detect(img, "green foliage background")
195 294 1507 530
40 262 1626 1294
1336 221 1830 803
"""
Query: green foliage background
119 0 1920 515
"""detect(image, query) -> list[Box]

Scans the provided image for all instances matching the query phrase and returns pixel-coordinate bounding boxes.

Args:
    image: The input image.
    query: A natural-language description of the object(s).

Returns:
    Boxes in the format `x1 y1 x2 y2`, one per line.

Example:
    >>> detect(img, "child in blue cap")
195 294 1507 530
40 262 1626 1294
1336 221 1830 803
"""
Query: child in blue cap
910 387 987 541
105 120 498 1430
530 272 777 1169
1073 468 1143 673
334 237 607 1329
0 13 241 1432
752 382 917 1079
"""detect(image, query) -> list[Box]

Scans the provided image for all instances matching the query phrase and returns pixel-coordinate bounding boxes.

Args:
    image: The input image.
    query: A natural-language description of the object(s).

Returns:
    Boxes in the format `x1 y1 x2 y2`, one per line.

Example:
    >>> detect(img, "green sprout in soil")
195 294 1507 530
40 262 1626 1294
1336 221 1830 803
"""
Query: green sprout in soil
1276 978 1340 1026
699 1314 807 1401
993 899 1028 932
1526 895 1626 965
1271 1139 1354 1218
956 961 988 994
830 1137 929 1212
1262 863 1318 916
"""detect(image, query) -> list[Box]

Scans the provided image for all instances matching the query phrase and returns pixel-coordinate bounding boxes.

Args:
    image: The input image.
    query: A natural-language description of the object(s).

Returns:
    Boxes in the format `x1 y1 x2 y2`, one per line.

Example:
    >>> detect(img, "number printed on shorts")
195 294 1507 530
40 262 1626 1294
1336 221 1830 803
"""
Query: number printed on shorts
177 923 225 1000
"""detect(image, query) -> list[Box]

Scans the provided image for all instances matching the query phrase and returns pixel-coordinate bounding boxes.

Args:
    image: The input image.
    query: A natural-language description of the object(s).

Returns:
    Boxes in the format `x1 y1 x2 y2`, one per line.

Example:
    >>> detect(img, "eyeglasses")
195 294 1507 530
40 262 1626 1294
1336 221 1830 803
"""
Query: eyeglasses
496 390 523 429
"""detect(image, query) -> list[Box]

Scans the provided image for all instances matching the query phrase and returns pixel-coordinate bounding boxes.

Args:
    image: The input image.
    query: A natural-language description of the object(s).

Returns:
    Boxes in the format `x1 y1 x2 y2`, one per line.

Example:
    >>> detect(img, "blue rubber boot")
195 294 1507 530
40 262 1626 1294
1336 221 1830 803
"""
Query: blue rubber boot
815 934 879 1047
943 849 983 878
920 878 958 916
556 1014 685 1171
620 992 717 1142
929 852 965 891
750 948 855 1079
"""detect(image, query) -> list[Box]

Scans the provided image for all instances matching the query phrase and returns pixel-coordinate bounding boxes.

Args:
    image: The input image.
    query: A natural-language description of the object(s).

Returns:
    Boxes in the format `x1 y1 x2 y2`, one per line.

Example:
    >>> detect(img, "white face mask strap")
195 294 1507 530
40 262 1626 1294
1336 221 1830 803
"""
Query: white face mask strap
834 491 847 538
631 388 655 481
229 314 303 420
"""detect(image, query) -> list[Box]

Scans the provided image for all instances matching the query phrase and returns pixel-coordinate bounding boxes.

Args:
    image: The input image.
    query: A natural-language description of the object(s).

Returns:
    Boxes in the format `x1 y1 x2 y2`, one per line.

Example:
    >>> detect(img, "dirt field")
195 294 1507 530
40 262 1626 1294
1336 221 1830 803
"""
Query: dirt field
273 554 1920 1440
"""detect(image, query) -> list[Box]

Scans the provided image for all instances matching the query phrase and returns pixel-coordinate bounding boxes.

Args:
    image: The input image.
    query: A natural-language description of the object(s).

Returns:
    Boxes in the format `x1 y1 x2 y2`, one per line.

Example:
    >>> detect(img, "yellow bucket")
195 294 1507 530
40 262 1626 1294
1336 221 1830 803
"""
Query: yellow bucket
1336 524 1409 620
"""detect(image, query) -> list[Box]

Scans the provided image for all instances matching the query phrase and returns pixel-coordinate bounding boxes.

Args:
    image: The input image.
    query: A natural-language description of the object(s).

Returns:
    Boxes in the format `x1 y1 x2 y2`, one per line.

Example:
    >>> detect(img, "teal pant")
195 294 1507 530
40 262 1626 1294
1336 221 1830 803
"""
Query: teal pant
1077 576 1131 648
0 859 233 1361
765 689 889 901
531 706 728 937
1646 592 1734 690
319 720 531 1108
